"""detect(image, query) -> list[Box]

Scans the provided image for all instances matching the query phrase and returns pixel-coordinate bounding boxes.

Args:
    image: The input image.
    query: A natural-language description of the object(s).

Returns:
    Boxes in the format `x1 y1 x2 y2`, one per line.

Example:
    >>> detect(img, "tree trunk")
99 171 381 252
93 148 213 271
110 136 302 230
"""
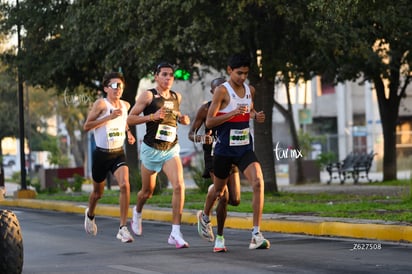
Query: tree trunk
284 83 305 184
70 132 84 167
252 77 277 193
374 77 399 181
122 76 139 190
0 143 4 188
273 83 305 184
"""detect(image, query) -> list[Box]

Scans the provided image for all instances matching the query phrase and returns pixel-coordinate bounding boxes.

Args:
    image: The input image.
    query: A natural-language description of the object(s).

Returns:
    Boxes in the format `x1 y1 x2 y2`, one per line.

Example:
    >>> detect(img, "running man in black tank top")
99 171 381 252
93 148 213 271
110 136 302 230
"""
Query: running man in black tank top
127 62 191 248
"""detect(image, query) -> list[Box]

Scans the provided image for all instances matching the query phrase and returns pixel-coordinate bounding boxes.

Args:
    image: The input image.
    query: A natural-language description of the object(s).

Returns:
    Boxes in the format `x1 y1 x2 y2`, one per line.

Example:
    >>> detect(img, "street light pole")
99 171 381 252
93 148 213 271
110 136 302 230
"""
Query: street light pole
16 0 27 190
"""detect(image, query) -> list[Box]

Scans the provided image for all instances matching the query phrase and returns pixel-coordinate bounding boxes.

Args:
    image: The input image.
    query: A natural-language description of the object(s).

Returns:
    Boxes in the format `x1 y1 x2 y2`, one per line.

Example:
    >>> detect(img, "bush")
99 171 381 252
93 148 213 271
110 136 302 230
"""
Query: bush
46 173 84 193
72 174 84 192
316 151 337 169
129 168 142 193
191 165 212 193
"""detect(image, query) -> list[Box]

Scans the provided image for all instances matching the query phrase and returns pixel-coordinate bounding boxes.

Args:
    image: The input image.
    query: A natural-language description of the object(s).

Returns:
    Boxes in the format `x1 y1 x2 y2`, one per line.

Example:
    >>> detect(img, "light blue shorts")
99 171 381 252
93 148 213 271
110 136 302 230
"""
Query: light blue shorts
140 142 180 172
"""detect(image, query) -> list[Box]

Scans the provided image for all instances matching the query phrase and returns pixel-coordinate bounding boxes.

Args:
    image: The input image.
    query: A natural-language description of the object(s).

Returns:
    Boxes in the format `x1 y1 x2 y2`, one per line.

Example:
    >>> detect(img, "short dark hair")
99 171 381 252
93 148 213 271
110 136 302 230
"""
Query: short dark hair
227 53 251 69
211 77 226 89
102 72 125 87
154 62 175 75
210 77 226 94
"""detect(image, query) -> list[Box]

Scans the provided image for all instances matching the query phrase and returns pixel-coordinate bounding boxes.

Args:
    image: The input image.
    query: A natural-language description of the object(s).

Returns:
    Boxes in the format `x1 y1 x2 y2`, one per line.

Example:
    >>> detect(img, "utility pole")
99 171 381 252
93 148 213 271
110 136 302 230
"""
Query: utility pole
16 0 27 190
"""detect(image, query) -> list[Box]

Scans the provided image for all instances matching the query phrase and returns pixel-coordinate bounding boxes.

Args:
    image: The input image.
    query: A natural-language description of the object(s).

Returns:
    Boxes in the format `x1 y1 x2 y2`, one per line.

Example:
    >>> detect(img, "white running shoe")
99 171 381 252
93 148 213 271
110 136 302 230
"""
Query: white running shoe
168 232 189 248
249 232 270 249
131 206 142 236
196 210 214 242
84 208 97 236
116 226 134 243
213 236 227 253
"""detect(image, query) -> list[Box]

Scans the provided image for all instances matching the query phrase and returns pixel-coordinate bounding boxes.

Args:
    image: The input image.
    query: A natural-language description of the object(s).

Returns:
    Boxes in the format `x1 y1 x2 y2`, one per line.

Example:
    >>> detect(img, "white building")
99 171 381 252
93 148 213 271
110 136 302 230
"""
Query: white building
273 76 412 172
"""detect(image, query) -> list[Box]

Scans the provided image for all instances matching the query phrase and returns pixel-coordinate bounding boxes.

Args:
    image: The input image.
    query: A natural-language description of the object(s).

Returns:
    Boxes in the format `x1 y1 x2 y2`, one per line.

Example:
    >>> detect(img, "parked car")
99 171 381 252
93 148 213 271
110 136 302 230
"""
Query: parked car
1 155 16 167
179 149 195 168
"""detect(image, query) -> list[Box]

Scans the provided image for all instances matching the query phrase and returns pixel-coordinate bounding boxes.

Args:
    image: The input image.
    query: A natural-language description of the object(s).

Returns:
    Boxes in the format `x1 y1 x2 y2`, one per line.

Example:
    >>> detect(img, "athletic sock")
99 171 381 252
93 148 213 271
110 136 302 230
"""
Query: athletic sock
172 224 181 236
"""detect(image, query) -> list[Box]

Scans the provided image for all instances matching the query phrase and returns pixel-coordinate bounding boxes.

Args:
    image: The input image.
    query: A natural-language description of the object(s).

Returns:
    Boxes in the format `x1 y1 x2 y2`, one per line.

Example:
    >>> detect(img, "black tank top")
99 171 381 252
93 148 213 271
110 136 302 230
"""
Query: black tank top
143 89 179 150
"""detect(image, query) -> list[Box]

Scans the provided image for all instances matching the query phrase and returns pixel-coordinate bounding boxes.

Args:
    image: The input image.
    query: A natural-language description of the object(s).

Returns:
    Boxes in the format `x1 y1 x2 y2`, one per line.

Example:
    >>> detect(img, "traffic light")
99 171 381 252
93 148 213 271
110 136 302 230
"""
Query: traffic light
174 69 190 80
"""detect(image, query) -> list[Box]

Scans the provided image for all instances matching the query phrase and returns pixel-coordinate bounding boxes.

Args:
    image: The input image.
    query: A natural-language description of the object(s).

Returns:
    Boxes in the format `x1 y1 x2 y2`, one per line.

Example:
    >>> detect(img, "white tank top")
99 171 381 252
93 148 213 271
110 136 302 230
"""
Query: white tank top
93 98 127 149
219 82 252 114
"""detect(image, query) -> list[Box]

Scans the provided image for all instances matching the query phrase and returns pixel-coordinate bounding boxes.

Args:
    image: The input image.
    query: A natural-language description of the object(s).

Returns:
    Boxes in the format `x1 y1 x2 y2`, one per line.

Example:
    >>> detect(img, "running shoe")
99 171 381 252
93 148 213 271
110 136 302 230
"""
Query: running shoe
168 232 189 248
131 206 142 236
196 210 214 242
116 226 134 243
84 208 97 236
213 236 227 253
249 232 270 249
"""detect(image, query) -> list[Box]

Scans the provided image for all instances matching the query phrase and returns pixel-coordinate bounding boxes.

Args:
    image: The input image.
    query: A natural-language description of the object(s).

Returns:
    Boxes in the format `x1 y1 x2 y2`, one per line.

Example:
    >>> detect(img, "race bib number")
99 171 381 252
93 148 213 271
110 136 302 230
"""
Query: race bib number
155 124 177 142
106 128 125 148
229 128 250 146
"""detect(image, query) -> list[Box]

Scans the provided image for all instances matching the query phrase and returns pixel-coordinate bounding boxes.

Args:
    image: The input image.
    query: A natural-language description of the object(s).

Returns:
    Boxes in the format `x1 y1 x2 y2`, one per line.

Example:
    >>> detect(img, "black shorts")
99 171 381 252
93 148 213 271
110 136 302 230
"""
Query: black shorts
213 150 258 179
92 148 127 183
203 144 239 178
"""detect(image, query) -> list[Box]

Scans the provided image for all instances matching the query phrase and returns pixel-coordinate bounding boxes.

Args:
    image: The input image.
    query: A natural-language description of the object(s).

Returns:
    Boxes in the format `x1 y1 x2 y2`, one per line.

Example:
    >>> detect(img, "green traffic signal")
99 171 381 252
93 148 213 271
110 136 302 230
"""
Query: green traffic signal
174 69 190 80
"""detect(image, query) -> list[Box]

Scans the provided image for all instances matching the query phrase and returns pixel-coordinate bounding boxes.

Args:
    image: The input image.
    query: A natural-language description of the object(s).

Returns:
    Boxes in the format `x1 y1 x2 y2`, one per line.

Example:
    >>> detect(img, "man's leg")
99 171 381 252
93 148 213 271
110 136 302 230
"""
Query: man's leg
87 181 104 219
131 164 156 236
215 167 240 236
84 180 104 236
136 164 157 213
242 162 264 227
113 166 134 243
196 178 218 242
215 186 229 236
211 175 229 252
113 166 130 227
163 156 189 248
163 156 185 225
243 161 270 249
227 167 241 206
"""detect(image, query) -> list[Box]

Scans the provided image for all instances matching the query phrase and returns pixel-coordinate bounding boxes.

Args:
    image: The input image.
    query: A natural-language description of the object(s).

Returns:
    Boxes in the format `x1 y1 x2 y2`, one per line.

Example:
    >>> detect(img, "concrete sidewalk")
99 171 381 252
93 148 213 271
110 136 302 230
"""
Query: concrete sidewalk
1 179 412 244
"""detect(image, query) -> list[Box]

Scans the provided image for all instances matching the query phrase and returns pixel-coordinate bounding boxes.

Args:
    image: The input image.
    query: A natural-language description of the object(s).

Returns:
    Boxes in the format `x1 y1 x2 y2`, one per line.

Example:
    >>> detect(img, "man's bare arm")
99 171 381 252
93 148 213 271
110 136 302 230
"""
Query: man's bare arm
188 103 210 143
206 86 243 129
127 90 154 126
83 99 113 131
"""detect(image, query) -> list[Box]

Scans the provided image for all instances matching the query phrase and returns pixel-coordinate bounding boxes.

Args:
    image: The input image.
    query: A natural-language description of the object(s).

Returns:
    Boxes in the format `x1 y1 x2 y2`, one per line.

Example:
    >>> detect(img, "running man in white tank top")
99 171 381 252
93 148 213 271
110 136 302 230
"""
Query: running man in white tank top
83 72 136 243
204 54 270 251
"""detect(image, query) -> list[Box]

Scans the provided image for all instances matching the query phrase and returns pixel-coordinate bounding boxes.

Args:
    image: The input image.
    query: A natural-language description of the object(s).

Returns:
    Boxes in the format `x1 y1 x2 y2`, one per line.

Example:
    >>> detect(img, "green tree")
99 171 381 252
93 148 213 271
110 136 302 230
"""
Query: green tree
0 63 19 180
2 0 409 187
306 0 412 180
0 0 312 191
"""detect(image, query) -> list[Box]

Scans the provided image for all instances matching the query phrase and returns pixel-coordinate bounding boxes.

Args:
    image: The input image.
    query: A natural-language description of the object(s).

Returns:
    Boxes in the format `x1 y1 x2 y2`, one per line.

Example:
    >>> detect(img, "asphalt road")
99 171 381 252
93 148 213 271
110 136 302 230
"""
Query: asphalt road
5 207 412 274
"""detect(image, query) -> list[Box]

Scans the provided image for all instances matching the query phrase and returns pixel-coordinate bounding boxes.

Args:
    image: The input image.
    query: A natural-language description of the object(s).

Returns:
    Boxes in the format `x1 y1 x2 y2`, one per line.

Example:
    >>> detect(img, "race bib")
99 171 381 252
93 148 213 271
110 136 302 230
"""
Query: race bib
229 128 250 146
106 127 125 148
155 124 177 142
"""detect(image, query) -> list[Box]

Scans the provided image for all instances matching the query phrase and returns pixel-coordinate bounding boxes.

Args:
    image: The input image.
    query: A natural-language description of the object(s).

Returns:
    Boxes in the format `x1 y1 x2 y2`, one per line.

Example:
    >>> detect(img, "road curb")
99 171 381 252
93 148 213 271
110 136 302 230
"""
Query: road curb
1 199 411 243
